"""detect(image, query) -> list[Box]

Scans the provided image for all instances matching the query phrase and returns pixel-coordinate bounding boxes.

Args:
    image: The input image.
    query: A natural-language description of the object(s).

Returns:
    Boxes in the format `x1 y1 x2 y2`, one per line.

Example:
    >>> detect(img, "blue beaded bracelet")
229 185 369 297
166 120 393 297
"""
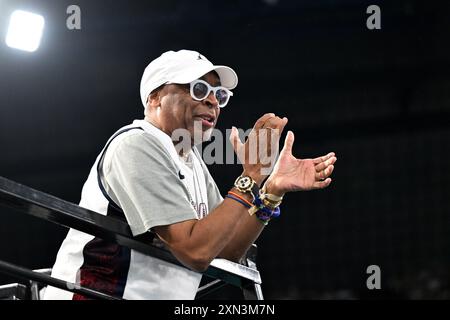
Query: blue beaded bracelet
253 192 281 224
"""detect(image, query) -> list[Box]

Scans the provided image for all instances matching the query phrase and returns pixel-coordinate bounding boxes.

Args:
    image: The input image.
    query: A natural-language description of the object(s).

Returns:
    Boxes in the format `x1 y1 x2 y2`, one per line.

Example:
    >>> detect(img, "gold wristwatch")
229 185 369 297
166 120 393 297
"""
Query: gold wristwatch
234 175 259 200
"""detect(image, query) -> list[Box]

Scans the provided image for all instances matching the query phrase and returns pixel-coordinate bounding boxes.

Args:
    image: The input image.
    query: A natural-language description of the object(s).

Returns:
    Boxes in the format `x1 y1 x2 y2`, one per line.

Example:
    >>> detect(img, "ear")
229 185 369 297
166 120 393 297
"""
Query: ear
147 90 161 111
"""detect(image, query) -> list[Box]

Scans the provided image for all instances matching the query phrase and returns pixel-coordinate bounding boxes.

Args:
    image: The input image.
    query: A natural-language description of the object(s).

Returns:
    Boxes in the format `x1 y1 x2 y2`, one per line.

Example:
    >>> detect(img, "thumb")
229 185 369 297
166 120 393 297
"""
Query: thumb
229 126 243 152
281 131 294 155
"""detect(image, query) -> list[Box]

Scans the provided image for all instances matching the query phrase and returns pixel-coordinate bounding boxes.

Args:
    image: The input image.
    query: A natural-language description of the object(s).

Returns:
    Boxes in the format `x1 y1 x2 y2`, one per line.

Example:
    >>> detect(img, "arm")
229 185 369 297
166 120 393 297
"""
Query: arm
216 193 265 262
217 130 338 262
154 113 286 270
156 128 338 269
153 191 256 271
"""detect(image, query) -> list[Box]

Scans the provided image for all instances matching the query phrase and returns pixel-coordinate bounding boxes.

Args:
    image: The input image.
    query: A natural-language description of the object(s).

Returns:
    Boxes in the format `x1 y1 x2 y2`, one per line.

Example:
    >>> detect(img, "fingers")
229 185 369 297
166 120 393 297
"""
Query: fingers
262 116 287 130
313 152 335 164
314 155 337 172
254 113 288 133
315 164 334 180
253 113 275 130
278 117 288 133
313 178 332 189
260 117 288 148
314 151 337 181
229 126 243 152
280 131 294 155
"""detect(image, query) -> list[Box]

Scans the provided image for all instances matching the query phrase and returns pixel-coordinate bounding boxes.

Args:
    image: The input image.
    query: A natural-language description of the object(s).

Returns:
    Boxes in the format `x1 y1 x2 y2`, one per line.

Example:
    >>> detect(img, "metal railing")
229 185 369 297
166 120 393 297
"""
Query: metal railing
0 176 263 300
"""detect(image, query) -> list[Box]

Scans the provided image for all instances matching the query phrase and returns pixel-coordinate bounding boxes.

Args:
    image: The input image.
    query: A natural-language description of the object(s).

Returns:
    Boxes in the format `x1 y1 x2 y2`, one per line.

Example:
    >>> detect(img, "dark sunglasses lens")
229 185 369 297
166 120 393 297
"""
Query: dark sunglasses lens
193 82 208 99
216 89 228 106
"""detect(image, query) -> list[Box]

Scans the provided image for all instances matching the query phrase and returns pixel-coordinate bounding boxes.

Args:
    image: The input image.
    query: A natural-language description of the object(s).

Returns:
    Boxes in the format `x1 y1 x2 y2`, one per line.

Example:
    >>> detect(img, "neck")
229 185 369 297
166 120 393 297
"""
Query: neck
144 116 193 156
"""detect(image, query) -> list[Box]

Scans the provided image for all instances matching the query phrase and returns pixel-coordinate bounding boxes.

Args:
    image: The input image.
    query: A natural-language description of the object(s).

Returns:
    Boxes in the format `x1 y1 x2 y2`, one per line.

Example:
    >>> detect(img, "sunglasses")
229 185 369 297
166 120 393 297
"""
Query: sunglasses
189 79 233 108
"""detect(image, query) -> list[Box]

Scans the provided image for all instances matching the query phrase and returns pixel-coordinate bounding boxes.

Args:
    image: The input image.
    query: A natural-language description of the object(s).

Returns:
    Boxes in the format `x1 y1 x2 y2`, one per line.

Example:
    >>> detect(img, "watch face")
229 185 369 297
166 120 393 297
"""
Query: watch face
237 176 252 189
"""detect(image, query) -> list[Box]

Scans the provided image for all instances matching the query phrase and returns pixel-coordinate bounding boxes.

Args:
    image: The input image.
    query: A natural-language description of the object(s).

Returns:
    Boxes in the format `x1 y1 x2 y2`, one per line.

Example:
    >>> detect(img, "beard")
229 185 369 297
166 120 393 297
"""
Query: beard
201 127 214 143
172 121 214 156
192 120 214 145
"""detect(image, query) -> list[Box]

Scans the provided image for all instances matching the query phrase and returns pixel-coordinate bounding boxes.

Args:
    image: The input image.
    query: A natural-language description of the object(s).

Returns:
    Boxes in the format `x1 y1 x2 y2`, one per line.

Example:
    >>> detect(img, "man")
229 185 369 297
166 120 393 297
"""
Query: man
44 49 337 300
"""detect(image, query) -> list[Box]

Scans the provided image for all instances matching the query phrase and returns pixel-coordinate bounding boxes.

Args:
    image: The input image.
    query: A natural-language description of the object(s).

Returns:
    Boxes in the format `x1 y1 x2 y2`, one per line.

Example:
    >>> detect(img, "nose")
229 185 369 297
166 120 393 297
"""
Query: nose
203 90 219 109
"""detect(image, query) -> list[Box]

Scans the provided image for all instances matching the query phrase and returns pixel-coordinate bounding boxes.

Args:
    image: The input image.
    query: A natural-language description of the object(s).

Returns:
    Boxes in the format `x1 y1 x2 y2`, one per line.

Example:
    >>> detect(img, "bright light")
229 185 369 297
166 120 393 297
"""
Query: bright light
5 10 45 52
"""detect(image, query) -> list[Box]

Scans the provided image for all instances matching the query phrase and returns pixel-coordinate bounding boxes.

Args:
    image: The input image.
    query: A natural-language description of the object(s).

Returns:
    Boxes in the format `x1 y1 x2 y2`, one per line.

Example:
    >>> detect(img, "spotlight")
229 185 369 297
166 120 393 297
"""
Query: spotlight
5 10 45 52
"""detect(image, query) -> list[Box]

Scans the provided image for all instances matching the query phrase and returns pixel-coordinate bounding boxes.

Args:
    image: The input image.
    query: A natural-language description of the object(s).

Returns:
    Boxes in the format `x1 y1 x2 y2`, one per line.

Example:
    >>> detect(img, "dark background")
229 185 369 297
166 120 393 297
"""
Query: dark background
0 0 449 299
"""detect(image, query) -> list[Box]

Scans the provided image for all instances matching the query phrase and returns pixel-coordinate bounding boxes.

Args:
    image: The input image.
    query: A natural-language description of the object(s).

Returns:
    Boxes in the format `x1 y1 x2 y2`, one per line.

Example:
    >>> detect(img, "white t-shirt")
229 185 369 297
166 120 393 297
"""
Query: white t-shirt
43 119 223 300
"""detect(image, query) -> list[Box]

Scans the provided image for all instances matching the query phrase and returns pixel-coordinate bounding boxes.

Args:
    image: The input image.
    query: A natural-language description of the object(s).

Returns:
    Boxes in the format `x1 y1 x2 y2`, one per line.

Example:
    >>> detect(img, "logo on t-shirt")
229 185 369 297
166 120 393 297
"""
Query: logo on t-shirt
193 202 207 220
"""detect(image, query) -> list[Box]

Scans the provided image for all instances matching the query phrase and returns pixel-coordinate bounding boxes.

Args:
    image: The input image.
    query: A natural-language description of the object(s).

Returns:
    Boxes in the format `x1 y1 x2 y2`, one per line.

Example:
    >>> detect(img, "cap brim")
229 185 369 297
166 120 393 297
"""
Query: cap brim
169 65 238 90
211 66 238 89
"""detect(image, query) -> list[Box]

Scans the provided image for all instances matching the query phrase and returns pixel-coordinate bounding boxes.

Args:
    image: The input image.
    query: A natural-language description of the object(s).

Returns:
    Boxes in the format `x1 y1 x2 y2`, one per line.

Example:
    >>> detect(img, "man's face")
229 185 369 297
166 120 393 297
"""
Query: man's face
157 71 222 145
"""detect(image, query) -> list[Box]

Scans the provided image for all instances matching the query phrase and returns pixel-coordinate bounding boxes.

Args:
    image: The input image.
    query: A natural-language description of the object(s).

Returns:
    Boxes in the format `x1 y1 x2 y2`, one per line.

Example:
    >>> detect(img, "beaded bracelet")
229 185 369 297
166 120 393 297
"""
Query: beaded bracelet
248 192 281 225
226 190 281 226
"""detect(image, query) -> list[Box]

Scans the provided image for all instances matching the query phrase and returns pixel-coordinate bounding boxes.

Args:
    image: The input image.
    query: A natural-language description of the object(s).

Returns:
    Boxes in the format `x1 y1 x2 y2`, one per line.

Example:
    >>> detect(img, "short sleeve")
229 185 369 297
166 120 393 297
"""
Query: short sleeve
103 132 198 236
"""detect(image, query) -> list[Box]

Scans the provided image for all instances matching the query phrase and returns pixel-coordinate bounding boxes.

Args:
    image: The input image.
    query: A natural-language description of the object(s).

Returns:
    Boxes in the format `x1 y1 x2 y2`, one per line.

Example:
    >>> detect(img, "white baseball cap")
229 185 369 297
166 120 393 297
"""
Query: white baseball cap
140 49 238 108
